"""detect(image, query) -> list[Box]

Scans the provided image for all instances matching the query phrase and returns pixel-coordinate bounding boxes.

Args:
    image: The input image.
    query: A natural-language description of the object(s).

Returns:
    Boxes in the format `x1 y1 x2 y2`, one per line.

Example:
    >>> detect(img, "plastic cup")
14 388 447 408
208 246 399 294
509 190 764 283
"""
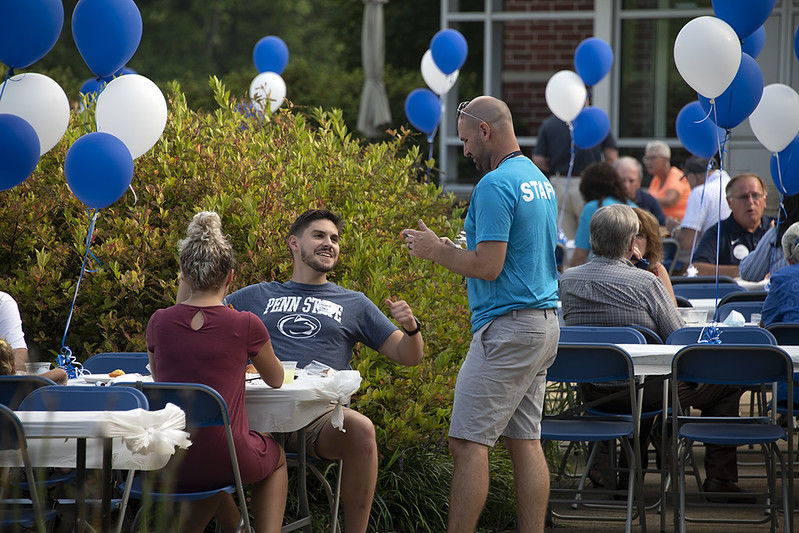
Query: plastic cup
281 361 297 384
25 362 51 375
750 313 762 326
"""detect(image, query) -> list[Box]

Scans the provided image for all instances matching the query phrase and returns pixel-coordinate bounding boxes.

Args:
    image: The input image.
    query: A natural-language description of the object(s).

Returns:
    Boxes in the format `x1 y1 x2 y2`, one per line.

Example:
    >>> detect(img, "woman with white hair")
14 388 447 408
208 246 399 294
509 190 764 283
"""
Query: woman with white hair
761 221 799 327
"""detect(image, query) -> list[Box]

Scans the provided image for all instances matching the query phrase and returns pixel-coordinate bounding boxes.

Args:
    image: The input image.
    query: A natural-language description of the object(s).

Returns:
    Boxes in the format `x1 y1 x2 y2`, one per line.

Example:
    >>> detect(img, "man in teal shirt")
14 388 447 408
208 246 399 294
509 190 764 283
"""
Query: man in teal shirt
402 96 560 532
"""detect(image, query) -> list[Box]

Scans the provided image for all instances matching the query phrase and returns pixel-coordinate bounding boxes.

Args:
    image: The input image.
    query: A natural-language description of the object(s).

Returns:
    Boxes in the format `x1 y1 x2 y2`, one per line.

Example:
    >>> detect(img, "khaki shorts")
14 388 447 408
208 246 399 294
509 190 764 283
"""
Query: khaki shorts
279 406 338 460
449 308 559 446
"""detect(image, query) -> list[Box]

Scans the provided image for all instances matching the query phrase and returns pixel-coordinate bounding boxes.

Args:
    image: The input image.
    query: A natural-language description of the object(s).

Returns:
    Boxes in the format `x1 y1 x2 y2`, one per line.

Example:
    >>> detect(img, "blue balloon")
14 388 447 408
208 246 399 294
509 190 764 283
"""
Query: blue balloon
430 29 468 75
698 53 763 129
72 0 142 78
106 66 136 80
0 114 40 191
712 0 776 39
741 26 766 59
770 135 799 196
572 107 610 149
676 101 725 158
574 38 613 87
795 26 799 63
404 89 441 136
79 78 106 102
253 36 289 74
65 132 134 209
0 0 63 69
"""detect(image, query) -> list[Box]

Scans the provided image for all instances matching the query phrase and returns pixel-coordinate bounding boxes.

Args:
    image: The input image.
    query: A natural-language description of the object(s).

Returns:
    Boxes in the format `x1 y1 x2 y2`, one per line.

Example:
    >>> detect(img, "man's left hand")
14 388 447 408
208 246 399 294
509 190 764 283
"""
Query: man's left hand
384 298 417 332
401 220 440 261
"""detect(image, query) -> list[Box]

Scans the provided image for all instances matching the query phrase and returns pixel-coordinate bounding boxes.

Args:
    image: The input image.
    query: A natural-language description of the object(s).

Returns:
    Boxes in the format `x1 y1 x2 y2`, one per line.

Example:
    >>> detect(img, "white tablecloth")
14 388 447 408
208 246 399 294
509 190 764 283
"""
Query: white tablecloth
618 344 799 376
245 371 362 433
1 407 189 470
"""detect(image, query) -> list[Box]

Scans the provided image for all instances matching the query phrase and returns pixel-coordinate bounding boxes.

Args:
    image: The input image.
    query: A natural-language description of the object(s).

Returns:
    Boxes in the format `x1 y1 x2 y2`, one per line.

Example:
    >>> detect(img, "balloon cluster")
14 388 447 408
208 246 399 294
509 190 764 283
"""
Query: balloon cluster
544 37 613 151
404 28 467 139
0 0 66 191
673 3 799 195
65 0 167 209
249 36 288 114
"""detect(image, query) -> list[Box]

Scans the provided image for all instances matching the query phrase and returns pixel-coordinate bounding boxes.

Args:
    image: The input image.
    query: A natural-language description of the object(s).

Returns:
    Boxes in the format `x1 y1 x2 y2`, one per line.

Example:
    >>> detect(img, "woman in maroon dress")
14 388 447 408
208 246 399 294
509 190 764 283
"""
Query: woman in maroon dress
147 211 286 532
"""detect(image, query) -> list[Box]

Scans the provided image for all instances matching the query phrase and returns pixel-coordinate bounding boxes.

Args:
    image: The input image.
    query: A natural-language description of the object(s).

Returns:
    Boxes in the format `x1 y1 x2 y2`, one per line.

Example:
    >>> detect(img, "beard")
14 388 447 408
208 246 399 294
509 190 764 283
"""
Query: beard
300 246 337 273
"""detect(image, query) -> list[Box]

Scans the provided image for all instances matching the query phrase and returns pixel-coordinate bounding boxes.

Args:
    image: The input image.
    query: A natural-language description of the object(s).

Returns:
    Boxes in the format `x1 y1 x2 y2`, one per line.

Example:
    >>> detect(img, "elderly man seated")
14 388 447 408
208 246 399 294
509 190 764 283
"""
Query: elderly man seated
617 156 666 226
560 204 750 500
692 173 771 277
762 221 799 327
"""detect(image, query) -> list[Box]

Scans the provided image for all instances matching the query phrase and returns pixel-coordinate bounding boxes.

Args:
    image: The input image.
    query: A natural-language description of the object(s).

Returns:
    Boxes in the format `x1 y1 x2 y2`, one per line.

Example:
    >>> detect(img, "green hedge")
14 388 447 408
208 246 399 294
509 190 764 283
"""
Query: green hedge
1 77 473 451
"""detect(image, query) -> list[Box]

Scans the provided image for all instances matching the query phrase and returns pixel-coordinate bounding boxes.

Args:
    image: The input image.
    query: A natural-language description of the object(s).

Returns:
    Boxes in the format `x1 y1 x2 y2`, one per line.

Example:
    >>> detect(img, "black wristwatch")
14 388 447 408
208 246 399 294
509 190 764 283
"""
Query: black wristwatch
403 318 422 336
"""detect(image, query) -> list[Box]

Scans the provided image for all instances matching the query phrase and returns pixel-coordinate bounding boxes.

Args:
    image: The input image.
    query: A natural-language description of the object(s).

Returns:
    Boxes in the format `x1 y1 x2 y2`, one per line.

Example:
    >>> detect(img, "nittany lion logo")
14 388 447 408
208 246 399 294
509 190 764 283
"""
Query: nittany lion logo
277 314 321 338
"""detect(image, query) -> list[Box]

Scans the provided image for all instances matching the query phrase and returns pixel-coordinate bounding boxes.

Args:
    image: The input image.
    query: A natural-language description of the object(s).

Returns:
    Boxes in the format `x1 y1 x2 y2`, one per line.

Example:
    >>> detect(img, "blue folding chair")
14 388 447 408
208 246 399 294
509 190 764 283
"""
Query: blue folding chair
718 290 768 306
670 345 793 532
670 275 737 285
629 325 663 344
83 352 150 375
672 283 746 300
118 382 251 533
18 386 149 533
543 344 646 532
0 375 56 410
665 326 777 346
662 237 679 275
0 404 57 533
559 326 646 344
717 301 765 323
767 323 799 345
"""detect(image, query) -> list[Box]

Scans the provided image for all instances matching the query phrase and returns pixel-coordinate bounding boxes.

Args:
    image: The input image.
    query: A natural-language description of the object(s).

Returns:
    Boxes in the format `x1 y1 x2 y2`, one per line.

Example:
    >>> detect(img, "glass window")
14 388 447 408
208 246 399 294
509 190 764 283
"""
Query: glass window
622 0 710 8
619 17 700 139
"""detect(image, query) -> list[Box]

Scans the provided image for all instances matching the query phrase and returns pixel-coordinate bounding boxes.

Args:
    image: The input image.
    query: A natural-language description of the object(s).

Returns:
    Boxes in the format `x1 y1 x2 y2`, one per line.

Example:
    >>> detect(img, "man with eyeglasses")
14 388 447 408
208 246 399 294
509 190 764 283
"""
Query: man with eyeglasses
691 173 771 277
642 141 691 223
402 97 559 532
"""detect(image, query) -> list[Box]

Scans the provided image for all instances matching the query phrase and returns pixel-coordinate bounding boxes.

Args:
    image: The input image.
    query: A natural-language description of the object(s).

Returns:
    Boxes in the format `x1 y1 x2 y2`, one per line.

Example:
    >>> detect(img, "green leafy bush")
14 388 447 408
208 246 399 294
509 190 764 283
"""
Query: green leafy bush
0 78 530 531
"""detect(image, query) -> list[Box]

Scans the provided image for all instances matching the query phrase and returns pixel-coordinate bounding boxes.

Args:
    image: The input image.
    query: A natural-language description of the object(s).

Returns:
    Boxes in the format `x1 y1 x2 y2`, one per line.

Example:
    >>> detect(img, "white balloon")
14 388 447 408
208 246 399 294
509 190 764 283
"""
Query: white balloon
748 83 799 153
421 49 458 95
96 74 168 159
673 16 741 99
0 73 70 156
249 72 286 113
545 71 587 123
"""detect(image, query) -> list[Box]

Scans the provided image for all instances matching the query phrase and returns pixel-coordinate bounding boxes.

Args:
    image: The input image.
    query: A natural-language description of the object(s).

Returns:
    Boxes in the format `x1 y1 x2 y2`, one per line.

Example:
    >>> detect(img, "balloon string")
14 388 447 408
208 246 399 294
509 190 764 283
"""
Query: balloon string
59 209 101 377
767 196 785 278
128 184 138 206
774 151 786 194
694 98 714 124
689 129 728 266
557 122 576 241
0 68 13 105
709 106 726 323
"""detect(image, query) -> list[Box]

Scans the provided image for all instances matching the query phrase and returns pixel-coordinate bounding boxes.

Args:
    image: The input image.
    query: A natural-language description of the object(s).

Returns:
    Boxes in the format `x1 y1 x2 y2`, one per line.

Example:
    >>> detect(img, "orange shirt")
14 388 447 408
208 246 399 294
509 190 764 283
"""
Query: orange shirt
648 166 690 220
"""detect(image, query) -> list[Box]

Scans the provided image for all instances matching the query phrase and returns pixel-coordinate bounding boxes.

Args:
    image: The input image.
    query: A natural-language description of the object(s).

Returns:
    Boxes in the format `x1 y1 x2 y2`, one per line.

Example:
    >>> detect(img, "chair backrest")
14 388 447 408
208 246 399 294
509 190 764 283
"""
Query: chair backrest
0 404 25 451
662 238 679 275
767 323 799 345
0 375 56 409
18 385 148 411
135 382 229 429
672 283 746 300
666 326 777 345
718 290 768 306
672 345 791 386
83 352 150 374
669 275 737 285
629 324 663 344
558 326 646 344
675 295 692 308
555 243 565 268
717 301 764 322
547 344 634 383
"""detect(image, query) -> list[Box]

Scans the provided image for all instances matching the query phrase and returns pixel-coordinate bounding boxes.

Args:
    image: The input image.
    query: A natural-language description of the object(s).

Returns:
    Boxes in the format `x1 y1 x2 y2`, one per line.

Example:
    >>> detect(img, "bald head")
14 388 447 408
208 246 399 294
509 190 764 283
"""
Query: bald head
461 96 515 135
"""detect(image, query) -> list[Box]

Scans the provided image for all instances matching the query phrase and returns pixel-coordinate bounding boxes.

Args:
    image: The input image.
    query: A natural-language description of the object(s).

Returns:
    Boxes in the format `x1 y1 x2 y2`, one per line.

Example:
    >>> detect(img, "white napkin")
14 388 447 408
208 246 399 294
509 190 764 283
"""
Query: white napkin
103 402 191 455
311 370 362 432
722 310 746 327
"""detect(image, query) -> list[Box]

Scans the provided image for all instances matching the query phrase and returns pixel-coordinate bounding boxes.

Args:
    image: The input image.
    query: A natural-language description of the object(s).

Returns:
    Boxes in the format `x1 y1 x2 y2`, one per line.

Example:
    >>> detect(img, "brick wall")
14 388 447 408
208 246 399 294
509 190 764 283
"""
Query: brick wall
502 1 596 137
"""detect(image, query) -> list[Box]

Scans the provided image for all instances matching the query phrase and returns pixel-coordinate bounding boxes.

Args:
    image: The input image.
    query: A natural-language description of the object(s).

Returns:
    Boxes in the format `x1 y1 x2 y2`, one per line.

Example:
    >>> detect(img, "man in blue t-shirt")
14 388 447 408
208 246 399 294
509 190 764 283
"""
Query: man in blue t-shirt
403 96 560 532
223 209 424 533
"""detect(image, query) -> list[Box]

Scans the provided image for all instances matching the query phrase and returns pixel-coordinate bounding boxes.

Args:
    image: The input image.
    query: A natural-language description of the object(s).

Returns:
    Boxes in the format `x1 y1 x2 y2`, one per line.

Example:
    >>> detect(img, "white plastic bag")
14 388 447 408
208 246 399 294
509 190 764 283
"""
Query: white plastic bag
311 370 362 432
